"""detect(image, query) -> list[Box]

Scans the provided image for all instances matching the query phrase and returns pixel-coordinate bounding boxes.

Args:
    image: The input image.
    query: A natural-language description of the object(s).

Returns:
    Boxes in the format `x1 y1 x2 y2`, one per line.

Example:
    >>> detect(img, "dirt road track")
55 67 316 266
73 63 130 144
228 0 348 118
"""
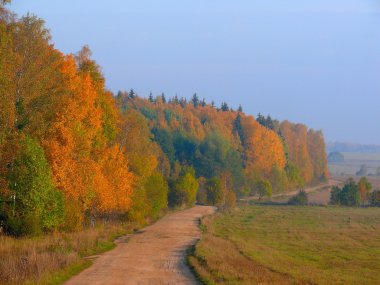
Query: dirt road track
240 179 343 204
65 206 216 285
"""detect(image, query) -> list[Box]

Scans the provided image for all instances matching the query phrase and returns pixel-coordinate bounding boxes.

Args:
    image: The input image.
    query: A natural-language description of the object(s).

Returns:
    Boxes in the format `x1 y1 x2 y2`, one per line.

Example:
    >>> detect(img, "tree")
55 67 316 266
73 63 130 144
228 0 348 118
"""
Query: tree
285 163 304 188
144 172 168 219
129 88 136 99
233 113 245 148
328 152 344 163
358 177 372 203
148 92 154 103
43 56 103 221
255 180 272 199
370 190 380 206
205 177 224 206
161 93 166 104
356 165 368 176
9 14 65 137
195 132 244 190
330 178 360 206
288 190 308 205
340 180 360 206
257 113 266 126
169 167 198 207
270 165 288 194
308 130 329 182
152 128 176 165
173 132 198 166
98 145 135 213
221 102 229 112
191 93 199 107
0 11 17 136
265 115 275 130
196 177 208 205
280 121 314 184
224 190 236 209
330 186 341 205
242 117 286 176
179 97 187 108
7 136 64 235
119 109 159 180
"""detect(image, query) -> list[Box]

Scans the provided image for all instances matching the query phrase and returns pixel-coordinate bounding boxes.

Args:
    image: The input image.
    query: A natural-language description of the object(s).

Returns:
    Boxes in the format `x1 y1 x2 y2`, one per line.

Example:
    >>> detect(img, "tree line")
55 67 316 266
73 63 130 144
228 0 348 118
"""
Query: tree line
0 4 328 235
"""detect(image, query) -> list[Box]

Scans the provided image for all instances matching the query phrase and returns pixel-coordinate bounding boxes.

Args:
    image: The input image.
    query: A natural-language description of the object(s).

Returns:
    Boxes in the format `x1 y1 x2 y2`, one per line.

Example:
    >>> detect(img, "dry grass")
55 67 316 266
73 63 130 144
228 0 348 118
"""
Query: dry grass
0 223 132 285
188 216 305 285
190 206 380 285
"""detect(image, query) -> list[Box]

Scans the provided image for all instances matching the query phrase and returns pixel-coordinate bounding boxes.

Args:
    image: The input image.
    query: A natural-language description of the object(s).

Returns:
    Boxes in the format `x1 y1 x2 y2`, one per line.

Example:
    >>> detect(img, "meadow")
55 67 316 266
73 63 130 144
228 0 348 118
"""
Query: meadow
189 205 380 285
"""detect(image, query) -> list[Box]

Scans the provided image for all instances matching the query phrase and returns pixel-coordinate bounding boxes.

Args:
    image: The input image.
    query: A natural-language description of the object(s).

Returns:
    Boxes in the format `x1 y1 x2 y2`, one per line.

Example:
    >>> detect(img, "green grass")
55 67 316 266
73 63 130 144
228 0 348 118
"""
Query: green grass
190 206 380 285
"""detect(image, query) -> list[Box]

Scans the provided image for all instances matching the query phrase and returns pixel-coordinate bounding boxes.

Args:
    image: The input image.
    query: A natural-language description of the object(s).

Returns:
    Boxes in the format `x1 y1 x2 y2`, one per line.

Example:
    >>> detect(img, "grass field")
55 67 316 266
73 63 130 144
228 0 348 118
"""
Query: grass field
189 205 380 285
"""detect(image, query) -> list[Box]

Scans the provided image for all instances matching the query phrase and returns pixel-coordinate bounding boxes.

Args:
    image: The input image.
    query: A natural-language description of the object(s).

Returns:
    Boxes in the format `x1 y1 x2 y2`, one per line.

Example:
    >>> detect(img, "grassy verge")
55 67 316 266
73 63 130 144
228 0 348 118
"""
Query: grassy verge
189 205 380 285
0 222 137 285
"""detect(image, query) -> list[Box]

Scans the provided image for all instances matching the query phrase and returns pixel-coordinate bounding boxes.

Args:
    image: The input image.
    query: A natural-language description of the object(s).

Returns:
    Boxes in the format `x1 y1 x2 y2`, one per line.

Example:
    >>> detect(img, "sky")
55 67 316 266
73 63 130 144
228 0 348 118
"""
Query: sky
9 0 380 144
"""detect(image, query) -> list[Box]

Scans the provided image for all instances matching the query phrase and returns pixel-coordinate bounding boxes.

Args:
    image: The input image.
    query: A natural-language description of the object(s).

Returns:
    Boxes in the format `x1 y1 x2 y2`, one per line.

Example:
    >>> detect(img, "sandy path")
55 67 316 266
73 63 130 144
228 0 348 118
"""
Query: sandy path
65 206 216 285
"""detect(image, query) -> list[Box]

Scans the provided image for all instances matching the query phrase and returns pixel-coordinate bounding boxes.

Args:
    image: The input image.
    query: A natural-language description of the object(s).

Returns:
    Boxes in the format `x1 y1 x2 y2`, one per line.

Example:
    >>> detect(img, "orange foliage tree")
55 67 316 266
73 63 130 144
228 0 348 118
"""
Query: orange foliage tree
44 56 135 224
242 116 286 176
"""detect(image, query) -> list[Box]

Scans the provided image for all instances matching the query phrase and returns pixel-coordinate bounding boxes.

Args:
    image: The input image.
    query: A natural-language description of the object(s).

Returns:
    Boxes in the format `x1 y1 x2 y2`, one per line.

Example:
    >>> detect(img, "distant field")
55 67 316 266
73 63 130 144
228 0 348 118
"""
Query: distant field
189 206 380 285
329 152 380 176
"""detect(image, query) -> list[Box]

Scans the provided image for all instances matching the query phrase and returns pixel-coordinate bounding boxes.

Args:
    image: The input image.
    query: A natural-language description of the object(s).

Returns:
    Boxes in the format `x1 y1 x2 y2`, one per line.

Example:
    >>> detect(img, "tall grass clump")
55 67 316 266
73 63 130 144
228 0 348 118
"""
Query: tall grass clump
0 222 130 285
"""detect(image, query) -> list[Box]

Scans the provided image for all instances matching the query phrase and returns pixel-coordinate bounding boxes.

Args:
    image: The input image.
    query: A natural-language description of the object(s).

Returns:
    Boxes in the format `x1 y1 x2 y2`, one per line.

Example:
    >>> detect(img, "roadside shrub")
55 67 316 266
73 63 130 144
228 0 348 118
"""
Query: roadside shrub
169 167 198 207
206 177 224 206
288 190 308 205
330 178 360 206
358 177 372 203
370 190 380 206
255 179 272 199
144 172 168 219
224 190 236 209
196 177 208 205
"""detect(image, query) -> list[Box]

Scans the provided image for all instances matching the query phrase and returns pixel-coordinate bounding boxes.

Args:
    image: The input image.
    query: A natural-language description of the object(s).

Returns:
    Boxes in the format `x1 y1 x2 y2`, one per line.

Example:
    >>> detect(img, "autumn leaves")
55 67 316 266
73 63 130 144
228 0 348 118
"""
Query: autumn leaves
0 7 328 236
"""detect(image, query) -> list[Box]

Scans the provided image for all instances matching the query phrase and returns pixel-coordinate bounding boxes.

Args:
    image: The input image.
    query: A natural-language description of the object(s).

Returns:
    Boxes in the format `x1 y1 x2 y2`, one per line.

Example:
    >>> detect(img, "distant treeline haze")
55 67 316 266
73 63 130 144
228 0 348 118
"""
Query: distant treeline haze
0 5 328 235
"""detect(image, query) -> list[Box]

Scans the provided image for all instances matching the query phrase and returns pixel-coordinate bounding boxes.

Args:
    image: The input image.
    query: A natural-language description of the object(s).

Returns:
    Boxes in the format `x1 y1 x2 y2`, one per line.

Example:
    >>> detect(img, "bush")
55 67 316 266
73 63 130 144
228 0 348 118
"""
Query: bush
196 177 208 205
288 190 308 205
144 172 168 219
206 177 224 206
370 190 380 206
255 179 272 199
358 177 372 203
224 190 236 209
330 178 360 206
169 167 198 207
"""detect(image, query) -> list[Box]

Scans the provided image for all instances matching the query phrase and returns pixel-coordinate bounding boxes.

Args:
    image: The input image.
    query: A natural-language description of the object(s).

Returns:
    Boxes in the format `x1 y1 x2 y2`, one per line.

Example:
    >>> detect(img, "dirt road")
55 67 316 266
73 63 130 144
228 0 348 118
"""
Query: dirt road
65 206 216 285
241 179 344 205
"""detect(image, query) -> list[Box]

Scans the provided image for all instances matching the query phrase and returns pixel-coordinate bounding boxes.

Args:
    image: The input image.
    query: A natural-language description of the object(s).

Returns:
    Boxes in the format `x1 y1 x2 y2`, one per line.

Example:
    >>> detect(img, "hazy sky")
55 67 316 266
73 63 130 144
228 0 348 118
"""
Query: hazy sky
10 0 380 144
